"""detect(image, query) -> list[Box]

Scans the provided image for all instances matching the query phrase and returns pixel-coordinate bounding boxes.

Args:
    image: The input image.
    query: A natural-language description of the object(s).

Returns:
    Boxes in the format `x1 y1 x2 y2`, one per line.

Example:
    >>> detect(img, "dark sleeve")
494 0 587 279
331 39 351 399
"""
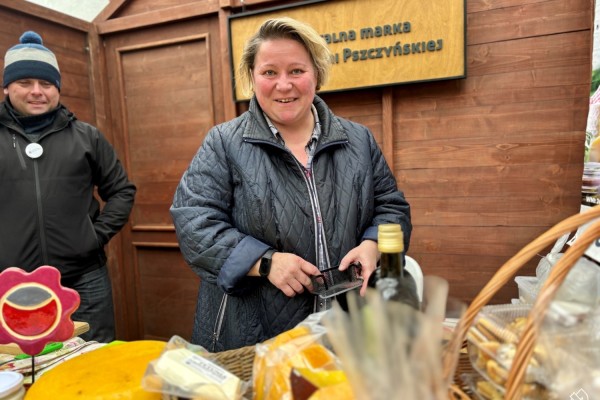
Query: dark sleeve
363 129 412 251
170 125 268 293
92 129 136 246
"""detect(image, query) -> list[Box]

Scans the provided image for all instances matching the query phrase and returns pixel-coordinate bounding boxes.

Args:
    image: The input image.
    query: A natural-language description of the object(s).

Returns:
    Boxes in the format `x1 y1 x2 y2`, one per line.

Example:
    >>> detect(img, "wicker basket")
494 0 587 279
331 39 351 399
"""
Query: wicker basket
442 204 600 399
212 345 256 382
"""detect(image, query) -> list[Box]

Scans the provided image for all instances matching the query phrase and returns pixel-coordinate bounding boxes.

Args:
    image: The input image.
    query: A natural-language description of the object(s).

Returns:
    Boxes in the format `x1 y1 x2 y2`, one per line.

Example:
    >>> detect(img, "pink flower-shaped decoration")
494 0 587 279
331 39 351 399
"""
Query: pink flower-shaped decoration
0 266 79 355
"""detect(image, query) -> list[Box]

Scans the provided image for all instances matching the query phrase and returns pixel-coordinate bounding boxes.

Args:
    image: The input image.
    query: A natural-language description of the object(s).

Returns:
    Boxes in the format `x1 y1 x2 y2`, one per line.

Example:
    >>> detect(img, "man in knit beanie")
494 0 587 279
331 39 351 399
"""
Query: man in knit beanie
0 31 136 343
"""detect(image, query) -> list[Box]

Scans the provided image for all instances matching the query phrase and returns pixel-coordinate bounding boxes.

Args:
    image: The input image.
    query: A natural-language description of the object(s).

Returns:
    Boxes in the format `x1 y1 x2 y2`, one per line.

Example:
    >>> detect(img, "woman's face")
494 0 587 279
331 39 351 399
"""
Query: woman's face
252 38 317 131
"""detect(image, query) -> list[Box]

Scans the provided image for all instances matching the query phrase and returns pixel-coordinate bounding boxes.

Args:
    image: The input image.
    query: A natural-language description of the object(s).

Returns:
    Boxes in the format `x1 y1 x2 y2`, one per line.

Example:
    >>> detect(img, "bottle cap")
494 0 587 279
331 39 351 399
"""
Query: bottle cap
378 224 404 253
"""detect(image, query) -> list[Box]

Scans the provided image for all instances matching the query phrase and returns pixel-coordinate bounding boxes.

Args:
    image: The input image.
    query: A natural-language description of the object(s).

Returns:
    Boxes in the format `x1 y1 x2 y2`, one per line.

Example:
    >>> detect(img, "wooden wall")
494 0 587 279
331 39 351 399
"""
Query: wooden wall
393 0 591 302
0 0 593 340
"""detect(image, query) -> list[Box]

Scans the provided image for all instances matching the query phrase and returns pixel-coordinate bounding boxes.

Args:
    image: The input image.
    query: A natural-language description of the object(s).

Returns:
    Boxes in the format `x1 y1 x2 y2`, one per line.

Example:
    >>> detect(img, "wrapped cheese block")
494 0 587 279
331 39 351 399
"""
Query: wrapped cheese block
153 347 241 400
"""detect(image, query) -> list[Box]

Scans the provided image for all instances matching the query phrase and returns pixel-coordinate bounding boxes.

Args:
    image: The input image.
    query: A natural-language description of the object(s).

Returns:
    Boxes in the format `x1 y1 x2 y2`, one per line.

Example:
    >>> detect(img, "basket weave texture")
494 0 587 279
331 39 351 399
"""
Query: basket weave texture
212 345 255 382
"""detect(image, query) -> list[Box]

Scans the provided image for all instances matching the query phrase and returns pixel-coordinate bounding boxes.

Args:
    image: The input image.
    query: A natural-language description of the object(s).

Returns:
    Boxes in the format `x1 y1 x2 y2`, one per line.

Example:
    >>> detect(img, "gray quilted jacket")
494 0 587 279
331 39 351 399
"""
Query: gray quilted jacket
170 95 411 351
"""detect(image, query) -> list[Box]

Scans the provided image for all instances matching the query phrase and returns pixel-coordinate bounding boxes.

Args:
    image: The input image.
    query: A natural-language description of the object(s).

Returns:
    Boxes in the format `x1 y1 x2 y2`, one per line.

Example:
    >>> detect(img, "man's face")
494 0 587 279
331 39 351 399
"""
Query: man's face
3 78 60 116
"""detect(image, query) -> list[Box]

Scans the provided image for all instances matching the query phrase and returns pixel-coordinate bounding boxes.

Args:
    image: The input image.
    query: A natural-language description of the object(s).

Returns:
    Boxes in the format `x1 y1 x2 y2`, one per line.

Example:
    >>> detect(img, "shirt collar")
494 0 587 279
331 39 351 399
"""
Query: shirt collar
262 104 321 145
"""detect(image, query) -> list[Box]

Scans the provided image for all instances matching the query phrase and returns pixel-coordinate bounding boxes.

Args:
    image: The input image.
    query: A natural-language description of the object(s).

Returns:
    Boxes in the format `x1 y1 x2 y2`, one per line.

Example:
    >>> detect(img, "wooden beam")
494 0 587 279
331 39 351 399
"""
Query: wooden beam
229 0 298 7
382 87 394 172
96 2 220 34
0 0 90 32
94 0 131 23
87 26 112 143
219 8 237 121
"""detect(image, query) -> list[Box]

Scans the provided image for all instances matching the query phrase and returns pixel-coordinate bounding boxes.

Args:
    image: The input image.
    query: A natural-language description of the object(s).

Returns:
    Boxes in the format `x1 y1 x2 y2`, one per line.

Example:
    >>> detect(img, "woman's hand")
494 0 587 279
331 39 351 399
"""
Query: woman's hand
268 252 321 297
338 240 380 296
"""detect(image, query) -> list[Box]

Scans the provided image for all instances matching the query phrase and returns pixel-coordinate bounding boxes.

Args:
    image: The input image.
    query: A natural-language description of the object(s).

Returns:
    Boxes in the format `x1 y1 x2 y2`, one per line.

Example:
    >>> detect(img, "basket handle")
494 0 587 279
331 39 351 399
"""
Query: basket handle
504 215 600 398
442 205 600 383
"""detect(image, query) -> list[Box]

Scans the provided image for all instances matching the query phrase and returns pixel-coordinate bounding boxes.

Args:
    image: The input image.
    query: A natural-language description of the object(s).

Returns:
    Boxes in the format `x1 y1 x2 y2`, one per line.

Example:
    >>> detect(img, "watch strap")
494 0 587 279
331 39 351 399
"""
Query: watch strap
259 249 276 277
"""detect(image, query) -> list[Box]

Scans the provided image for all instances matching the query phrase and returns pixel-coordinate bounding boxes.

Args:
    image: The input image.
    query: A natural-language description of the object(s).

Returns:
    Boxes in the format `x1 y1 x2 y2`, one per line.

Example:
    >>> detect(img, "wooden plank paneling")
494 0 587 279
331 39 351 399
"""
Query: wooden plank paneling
384 0 592 304
412 226 546 257
394 83 590 113
467 0 550 13
134 246 200 340
116 0 210 17
409 195 582 227
116 35 215 228
398 163 583 199
396 131 585 169
467 31 589 77
467 0 590 45
97 1 220 34
411 253 537 304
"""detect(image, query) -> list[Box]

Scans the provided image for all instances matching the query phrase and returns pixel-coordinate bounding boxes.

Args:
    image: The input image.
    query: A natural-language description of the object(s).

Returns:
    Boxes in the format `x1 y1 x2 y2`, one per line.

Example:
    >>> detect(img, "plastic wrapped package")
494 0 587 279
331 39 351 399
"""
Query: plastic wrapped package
536 255 600 310
535 233 569 279
535 311 600 398
514 276 539 304
466 304 549 399
141 335 249 400
252 311 351 400
467 303 600 400
534 232 600 313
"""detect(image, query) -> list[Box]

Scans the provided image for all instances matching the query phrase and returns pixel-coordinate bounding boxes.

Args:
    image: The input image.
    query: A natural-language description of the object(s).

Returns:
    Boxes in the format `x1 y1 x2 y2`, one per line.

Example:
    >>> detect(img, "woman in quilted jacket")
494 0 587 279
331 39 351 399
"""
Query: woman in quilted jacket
170 17 411 351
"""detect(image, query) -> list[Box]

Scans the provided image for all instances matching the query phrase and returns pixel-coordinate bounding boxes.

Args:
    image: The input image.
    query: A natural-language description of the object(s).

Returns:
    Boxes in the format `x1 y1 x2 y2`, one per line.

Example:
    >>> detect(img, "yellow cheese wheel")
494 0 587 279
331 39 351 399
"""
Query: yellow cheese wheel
25 340 165 400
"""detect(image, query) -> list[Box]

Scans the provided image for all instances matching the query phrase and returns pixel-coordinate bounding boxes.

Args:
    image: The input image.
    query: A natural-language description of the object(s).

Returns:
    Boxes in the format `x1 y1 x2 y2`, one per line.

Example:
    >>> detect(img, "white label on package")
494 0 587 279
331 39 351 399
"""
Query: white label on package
183 353 229 385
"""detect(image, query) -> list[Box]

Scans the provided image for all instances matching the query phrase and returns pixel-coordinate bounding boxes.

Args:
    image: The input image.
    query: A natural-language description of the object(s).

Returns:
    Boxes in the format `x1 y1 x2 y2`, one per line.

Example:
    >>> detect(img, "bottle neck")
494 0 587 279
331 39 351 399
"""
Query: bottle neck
379 252 404 279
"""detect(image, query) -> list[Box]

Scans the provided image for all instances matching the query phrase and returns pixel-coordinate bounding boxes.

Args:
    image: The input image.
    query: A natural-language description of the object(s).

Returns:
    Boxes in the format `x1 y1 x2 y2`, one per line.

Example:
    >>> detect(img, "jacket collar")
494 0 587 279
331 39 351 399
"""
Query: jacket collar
0 101 74 135
243 95 348 147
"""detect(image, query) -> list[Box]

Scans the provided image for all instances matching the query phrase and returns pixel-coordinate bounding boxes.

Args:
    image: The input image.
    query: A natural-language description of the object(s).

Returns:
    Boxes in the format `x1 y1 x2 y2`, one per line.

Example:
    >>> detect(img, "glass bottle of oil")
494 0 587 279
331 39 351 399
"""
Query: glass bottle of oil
376 223 419 309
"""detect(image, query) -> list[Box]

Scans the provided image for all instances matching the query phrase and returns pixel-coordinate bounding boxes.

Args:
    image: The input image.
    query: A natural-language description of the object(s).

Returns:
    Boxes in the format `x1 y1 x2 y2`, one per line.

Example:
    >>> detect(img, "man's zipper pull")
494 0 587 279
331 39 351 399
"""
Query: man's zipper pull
13 133 16 149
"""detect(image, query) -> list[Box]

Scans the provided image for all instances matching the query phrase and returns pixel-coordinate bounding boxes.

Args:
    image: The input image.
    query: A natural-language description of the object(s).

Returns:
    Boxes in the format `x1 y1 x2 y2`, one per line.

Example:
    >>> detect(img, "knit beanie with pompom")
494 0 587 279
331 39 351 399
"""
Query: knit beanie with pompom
3 31 61 90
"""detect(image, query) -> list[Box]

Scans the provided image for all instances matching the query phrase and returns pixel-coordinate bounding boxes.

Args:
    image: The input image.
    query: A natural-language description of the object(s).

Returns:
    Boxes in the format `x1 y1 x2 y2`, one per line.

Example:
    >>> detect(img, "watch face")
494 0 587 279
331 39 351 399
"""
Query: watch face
259 257 271 277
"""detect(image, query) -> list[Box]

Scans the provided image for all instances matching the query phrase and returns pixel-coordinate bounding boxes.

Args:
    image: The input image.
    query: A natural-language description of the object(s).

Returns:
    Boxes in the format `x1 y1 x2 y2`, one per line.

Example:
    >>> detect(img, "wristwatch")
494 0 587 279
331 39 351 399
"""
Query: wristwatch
259 249 276 277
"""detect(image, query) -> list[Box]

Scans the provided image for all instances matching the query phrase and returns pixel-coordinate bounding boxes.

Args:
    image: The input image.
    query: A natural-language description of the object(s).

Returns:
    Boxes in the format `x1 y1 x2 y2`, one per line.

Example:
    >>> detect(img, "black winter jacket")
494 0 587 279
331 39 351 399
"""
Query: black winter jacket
0 102 136 279
171 96 411 351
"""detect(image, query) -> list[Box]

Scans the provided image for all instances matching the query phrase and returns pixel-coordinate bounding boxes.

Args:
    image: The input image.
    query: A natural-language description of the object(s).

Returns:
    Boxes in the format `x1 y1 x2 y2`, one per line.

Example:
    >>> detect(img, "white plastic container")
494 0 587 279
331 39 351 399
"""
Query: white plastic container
0 371 24 400
514 275 539 304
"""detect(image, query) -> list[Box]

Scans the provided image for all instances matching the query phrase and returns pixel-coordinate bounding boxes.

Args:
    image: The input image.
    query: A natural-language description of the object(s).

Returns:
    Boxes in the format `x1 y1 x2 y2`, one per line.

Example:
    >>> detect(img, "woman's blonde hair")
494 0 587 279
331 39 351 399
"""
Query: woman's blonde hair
237 17 332 97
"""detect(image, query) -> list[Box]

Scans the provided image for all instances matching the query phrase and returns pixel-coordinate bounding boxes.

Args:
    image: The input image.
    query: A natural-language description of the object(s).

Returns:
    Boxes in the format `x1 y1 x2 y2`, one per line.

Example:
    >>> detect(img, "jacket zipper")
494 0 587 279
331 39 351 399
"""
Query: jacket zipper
33 161 49 264
14 133 48 263
13 134 27 170
211 293 228 351
293 158 334 313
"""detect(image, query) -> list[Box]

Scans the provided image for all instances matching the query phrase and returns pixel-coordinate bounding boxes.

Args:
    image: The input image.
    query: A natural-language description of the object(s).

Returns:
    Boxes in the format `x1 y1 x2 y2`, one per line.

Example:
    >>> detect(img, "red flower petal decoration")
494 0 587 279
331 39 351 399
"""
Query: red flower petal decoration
0 266 80 355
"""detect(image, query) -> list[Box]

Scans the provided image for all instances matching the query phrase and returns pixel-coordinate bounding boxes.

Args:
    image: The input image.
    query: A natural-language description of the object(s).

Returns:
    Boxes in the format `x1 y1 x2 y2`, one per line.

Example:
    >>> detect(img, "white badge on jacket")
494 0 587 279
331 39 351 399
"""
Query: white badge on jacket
25 143 43 159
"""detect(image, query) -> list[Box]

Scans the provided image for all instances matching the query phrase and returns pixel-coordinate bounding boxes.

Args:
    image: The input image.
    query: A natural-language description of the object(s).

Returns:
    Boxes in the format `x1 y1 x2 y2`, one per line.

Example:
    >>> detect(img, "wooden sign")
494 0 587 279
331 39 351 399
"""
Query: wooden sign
228 0 466 101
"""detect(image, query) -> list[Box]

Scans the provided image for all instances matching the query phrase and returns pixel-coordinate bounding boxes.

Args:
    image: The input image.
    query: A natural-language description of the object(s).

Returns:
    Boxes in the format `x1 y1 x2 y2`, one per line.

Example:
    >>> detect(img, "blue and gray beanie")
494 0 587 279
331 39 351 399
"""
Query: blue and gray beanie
3 31 61 90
